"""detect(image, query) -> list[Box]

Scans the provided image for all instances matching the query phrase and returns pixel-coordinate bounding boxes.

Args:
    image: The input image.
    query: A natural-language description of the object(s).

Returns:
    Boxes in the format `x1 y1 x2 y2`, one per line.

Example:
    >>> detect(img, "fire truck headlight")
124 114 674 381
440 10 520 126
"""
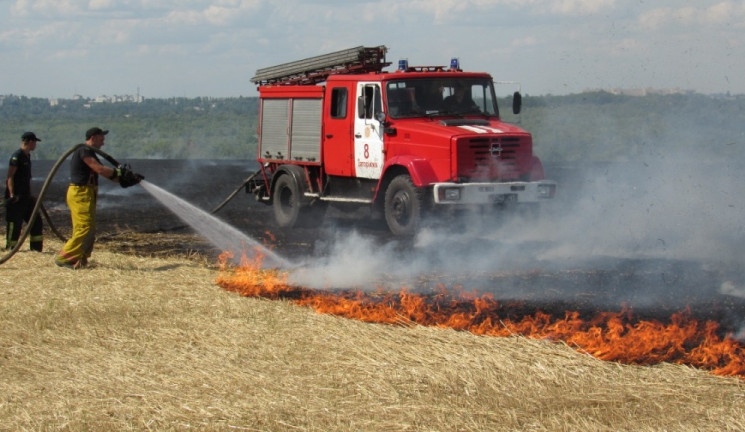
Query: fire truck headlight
441 187 461 202
537 183 556 199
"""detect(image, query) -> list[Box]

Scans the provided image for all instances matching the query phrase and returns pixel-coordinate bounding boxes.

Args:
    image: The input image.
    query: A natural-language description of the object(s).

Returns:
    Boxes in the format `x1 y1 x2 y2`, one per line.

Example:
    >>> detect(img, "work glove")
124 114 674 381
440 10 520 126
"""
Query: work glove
4 195 20 206
116 164 145 188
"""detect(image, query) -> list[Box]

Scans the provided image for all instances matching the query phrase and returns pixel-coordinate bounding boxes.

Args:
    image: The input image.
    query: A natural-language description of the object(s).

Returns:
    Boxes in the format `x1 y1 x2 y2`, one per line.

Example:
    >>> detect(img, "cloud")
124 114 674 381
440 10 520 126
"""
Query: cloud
11 0 78 17
2 0 744 97
639 2 745 29
540 0 616 16
397 0 617 22
89 0 116 10
10 0 131 17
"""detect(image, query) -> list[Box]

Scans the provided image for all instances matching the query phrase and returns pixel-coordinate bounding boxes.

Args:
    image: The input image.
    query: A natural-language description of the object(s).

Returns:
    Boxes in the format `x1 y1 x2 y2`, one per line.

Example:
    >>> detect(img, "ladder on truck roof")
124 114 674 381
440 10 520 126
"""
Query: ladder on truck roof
251 45 390 86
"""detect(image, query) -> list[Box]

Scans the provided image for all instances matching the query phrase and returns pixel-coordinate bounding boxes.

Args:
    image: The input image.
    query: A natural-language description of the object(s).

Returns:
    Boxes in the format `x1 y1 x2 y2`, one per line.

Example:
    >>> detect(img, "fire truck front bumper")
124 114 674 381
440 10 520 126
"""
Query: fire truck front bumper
432 181 557 205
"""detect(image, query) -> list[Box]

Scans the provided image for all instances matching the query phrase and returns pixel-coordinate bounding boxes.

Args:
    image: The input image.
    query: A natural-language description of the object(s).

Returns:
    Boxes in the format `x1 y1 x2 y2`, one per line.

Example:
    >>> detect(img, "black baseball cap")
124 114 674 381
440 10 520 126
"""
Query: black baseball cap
85 127 109 140
21 131 41 142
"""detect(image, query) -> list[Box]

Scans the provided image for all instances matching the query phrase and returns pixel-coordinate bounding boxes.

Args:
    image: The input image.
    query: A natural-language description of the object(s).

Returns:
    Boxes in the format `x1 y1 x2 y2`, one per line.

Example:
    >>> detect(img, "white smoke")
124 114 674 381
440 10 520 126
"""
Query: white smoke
286 146 745 309
535 156 745 266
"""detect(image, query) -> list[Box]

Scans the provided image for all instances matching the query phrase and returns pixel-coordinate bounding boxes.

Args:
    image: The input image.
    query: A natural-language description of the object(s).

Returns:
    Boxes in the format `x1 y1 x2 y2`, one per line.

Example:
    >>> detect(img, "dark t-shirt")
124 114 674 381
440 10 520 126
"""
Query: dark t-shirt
70 145 100 186
443 95 478 113
5 148 31 198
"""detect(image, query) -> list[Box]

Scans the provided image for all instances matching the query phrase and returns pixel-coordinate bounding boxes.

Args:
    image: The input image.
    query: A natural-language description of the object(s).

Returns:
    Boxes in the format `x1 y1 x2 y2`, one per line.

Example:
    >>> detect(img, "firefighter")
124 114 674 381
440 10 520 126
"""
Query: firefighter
4 131 43 252
55 127 127 269
443 82 479 113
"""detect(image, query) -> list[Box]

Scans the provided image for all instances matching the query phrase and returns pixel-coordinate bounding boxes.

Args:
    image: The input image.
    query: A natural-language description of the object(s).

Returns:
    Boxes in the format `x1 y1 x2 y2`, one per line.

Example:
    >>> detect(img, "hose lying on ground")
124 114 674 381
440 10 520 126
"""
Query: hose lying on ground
209 171 259 214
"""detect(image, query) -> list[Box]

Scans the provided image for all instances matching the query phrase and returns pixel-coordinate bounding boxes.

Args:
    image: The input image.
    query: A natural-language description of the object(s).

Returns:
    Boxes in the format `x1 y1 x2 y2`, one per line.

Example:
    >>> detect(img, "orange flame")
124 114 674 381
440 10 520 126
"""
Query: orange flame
215 251 745 378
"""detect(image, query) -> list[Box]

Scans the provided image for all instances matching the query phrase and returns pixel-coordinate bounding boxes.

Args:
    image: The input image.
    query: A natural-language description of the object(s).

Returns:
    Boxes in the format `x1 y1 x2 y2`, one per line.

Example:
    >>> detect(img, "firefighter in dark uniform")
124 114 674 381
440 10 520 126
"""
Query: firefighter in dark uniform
4 131 43 251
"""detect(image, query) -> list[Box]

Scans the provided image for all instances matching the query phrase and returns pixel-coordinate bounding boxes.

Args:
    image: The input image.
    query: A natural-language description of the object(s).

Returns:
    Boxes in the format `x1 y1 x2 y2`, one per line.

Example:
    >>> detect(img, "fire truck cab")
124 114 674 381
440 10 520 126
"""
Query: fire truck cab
250 46 556 235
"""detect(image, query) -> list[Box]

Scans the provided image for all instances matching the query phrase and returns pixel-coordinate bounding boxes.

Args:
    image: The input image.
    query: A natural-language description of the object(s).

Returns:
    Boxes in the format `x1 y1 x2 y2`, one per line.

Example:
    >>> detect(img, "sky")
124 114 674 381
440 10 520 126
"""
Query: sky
1 0 743 99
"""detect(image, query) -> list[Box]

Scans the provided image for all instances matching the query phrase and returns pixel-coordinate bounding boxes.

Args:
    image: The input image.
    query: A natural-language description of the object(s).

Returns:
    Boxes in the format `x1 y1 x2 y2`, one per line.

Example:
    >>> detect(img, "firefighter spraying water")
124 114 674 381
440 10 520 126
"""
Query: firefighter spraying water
54 128 143 269
0 142 143 266
0 142 284 269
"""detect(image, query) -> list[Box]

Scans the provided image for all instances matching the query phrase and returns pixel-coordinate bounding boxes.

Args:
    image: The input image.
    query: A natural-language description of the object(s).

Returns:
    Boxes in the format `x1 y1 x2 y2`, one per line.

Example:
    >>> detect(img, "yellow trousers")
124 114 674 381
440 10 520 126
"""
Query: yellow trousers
55 185 97 267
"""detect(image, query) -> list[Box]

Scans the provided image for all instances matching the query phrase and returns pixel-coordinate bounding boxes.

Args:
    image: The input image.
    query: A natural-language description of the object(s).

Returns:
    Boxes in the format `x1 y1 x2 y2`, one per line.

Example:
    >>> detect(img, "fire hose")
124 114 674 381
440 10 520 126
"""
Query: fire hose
0 143 143 266
209 171 259 214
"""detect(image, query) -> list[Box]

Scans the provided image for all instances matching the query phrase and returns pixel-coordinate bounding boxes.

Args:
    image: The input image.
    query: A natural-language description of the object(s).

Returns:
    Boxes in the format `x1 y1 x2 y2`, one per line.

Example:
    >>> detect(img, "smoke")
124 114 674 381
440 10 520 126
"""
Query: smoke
287 145 745 312
290 231 406 289
533 156 745 266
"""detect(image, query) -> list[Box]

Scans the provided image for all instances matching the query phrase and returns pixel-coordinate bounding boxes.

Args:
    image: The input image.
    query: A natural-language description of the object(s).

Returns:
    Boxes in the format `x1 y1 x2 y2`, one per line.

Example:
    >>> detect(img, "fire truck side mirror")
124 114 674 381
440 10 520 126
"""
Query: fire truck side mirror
376 111 395 134
512 91 522 115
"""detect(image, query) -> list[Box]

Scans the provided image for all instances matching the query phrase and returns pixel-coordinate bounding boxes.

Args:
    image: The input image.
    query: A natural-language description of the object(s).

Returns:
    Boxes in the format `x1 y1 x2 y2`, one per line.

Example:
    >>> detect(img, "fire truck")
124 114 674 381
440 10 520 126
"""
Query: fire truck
249 46 556 235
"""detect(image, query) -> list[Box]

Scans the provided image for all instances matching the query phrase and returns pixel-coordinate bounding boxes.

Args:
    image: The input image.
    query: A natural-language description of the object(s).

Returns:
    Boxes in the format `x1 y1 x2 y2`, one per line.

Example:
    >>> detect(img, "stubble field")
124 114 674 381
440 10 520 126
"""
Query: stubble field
2 239 745 431
2 159 745 430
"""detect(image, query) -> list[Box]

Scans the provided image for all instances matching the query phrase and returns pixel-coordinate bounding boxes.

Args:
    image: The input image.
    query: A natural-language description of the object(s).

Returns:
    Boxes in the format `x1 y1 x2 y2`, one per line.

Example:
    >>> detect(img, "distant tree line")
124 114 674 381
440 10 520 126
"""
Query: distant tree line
1 92 744 163
0 95 258 160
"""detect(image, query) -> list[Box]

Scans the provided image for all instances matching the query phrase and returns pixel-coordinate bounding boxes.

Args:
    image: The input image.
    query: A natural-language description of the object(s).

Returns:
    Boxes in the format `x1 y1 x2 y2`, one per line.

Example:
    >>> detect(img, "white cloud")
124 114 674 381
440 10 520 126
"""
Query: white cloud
639 1 745 29
164 8 203 25
89 0 116 10
11 0 84 17
203 5 235 24
400 0 617 18
2 0 744 97
542 0 616 16
203 0 261 25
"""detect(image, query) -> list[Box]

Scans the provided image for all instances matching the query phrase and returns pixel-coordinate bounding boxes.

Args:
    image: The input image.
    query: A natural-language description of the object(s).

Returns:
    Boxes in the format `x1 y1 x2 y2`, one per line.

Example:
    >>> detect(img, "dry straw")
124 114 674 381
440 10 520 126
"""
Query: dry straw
1 238 745 431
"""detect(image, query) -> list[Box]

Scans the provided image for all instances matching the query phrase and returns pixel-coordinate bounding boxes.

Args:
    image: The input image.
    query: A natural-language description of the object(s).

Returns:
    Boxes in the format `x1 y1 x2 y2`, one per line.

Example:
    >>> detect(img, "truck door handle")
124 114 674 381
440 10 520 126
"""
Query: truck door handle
326 134 333 138
355 133 362 138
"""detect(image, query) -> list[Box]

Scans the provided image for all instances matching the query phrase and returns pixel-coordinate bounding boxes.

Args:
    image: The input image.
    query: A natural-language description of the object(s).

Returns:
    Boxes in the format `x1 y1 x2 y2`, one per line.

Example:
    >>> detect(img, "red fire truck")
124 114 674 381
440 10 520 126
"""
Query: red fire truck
249 46 556 235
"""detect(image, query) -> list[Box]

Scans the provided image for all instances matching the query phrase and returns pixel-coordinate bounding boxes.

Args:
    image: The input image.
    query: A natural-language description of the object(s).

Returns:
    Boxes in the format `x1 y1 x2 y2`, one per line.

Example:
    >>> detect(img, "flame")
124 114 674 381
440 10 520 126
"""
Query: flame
215 251 745 378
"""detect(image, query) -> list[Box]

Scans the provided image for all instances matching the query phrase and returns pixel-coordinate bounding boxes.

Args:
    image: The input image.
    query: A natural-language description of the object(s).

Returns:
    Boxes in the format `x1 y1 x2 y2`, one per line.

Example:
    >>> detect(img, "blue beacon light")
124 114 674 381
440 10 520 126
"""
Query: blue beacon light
450 57 460 70
398 59 409 70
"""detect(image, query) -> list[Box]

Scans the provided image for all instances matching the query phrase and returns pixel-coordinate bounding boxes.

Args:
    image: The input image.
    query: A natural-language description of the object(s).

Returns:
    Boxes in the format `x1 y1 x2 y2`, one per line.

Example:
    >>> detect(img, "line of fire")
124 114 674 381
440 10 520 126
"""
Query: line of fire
216 247 745 379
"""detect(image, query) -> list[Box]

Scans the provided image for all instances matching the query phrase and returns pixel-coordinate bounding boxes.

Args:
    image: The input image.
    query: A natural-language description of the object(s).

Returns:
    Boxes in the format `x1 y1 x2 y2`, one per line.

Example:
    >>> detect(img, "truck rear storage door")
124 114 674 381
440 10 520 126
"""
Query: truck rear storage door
258 86 323 162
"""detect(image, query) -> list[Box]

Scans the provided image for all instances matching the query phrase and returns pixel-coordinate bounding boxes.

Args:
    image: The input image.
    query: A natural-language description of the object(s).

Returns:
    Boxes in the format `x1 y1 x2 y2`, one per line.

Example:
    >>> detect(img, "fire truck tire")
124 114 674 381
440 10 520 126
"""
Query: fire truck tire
384 174 423 236
273 174 302 228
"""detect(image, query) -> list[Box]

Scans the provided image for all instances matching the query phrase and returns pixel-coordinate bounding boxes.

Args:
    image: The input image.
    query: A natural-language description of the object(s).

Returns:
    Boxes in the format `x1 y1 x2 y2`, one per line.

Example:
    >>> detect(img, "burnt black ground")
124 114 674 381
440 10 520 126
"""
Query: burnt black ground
12 159 745 335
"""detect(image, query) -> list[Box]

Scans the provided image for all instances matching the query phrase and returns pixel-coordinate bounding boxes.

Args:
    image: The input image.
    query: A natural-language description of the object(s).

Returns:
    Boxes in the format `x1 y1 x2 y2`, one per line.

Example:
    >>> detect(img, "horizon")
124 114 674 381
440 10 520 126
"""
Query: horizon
2 87 742 102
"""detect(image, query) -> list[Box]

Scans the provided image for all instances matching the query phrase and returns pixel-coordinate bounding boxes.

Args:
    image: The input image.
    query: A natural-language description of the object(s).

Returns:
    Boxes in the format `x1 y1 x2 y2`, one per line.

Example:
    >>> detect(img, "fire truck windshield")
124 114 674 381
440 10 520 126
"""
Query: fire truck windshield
385 78 499 118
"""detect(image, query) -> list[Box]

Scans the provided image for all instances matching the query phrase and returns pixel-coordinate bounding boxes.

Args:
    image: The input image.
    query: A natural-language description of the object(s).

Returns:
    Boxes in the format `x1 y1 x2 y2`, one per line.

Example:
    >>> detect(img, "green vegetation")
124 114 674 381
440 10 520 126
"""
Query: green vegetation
507 91 745 163
2 92 744 162
0 95 258 160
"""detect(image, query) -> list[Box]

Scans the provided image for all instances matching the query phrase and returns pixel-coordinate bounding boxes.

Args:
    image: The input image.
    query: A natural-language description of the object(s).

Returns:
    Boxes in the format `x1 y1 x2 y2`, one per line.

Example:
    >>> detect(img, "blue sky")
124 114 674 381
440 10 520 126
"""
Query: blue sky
1 0 742 98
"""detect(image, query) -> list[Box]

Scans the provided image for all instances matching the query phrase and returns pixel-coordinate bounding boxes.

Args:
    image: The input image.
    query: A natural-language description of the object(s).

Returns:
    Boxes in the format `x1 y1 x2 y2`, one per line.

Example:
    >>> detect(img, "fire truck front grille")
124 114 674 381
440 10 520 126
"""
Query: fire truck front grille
457 136 525 181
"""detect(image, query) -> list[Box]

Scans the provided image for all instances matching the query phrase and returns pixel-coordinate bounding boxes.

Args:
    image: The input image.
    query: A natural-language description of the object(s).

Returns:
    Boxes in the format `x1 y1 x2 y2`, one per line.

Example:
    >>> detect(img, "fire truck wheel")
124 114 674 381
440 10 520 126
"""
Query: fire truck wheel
273 174 301 228
384 174 423 236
